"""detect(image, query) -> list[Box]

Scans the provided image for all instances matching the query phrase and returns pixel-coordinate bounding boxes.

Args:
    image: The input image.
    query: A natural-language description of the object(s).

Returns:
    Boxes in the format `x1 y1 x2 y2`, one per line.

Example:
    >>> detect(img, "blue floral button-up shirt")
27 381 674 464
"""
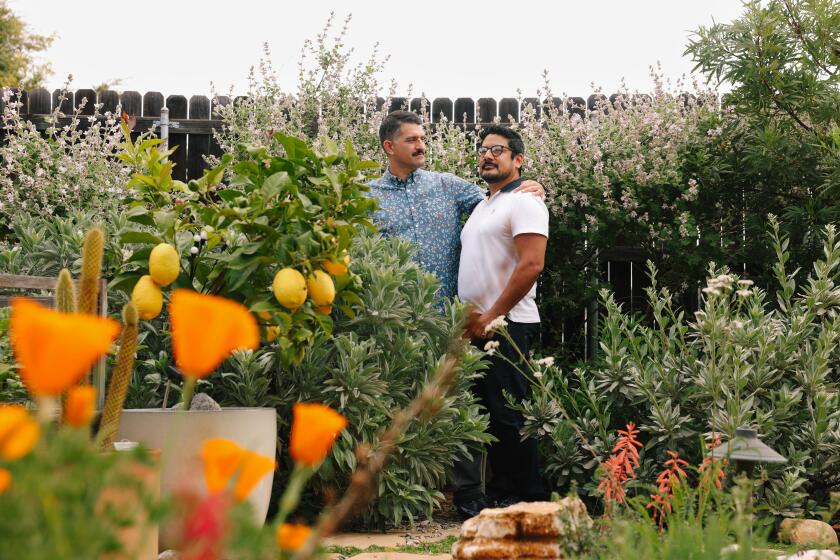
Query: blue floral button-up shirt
368 168 485 299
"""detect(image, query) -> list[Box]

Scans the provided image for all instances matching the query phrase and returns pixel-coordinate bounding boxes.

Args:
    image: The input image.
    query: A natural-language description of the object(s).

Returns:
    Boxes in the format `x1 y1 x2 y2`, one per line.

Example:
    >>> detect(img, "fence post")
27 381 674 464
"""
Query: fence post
187 95 211 180
158 107 171 157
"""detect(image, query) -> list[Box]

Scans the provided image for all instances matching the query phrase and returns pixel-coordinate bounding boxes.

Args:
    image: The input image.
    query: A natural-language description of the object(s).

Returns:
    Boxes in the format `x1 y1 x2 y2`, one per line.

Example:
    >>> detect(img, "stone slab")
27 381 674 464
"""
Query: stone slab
324 526 460 550
347 554 451 560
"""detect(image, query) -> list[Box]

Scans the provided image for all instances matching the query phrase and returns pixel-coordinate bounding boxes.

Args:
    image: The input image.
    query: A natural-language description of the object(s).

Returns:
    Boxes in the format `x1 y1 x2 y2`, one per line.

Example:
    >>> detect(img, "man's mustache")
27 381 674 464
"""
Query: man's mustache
412 150 425 156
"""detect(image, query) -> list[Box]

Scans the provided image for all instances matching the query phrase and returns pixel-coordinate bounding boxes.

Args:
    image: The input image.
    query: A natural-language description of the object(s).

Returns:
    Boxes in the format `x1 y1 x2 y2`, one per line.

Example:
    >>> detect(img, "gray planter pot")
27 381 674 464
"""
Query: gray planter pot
117 407 277 551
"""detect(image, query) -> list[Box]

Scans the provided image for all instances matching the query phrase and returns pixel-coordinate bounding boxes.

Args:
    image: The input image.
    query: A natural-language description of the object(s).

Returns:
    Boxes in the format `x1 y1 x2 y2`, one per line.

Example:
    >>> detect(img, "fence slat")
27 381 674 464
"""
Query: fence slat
75 89 96 115
28 88 50 114
143 92 164 117
566 96 586 119
587 94 608 112
521 97 540 119
187 95 211 180
541 96 562 117
166 95 189 181
209 95 231 160
498 98 518 123
120 91 142 116
409 97 428 116
609 93 627 111
477 98 497 123
453 98 475 123
431 97 453 122
52 89 72 114
388 97 407 113
99 90 119 114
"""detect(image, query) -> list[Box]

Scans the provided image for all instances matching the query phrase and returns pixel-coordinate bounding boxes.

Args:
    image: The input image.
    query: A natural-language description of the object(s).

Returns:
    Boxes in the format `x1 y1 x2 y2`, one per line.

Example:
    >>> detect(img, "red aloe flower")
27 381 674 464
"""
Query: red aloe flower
699 434 726 490
647 450 689 528
598 422 644 514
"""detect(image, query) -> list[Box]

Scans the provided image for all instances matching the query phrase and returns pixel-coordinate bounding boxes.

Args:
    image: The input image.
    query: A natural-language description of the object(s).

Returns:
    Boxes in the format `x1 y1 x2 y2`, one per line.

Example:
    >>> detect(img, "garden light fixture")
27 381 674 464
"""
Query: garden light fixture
710 426 787 476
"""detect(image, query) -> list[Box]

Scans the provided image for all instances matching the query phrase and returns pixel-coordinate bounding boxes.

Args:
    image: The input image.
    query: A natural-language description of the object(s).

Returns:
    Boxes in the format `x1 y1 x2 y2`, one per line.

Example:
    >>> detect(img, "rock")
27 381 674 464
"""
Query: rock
452 538 560 559
188 393 222 411
452 498 593 559
167 393 222 411
776 551 840 560
158 551 180 560
779 519 839 548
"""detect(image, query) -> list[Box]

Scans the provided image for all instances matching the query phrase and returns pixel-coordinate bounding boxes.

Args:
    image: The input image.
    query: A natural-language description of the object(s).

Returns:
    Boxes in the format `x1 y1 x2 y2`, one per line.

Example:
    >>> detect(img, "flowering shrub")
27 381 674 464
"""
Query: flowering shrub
510 72 720 356
0 88 128 232
520 217 840 518
213 14 390 165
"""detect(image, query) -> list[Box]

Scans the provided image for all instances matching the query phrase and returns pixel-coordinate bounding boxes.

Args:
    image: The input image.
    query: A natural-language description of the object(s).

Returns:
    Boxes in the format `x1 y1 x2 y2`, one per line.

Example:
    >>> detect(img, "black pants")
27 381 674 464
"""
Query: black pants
453 321 545 503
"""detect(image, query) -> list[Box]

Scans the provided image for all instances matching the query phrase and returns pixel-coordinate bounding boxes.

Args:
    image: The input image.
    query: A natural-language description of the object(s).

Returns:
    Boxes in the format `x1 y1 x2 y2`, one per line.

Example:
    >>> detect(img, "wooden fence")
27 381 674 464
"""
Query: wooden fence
1 87 699 359
1 87 701 184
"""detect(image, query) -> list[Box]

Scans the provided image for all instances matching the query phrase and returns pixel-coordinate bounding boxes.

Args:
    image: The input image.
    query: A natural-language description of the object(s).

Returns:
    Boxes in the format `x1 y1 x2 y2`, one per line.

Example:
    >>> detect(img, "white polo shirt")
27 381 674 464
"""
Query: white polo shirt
458 179 549 323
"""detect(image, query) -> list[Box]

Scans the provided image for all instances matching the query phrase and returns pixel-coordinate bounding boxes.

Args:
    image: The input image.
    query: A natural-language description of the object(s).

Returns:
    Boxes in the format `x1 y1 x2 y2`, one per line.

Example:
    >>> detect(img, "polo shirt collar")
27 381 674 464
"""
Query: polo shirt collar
383 167 422 188
486 177 524 199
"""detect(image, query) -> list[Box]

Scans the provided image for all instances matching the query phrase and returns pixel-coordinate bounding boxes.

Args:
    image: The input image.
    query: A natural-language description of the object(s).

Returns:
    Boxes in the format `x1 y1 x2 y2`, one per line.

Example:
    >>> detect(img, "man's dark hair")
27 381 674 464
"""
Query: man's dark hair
379 110 423 147
479 125 525 157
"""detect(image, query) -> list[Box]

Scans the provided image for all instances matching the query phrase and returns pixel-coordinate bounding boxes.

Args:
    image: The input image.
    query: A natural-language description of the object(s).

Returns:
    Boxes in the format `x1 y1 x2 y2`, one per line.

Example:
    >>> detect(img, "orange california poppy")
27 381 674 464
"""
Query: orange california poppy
0 405 40 461
0 468 10 494
276 523 312 552
10 298 120 396
201 438 275 502
289 403 347 466
201 438 245 494
233 450 276 501
169 290 260 378
64 385 96 427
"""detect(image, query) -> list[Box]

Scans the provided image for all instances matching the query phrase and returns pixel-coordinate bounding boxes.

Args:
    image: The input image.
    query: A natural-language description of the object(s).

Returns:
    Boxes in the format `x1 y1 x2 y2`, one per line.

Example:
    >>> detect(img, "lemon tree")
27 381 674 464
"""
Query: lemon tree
114 128 378 365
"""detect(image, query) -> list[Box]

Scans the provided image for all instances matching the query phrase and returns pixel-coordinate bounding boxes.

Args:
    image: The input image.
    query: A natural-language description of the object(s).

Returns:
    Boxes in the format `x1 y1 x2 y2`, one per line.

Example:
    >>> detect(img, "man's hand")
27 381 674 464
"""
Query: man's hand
466 311 501 339
514 180 546 201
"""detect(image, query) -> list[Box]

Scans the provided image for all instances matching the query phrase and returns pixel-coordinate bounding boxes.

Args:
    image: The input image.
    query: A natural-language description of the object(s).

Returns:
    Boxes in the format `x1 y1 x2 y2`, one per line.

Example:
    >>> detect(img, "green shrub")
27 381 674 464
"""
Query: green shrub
270 232 492 528
523 217 840 518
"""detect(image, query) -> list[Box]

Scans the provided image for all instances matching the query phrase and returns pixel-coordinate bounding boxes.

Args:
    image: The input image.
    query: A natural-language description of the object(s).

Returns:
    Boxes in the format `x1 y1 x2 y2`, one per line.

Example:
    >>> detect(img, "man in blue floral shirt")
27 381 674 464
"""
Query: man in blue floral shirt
368 111 544 299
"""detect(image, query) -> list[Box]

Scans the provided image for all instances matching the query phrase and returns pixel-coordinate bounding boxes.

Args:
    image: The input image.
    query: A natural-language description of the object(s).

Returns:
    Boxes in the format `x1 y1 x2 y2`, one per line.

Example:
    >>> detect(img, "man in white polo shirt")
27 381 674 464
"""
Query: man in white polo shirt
453 125 548 517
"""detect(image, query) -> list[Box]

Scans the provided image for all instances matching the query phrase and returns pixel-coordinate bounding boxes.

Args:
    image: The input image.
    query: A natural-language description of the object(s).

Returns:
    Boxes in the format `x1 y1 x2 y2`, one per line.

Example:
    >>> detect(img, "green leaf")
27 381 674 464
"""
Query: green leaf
153 210 177 238
121 231 164 245
261 171 292 199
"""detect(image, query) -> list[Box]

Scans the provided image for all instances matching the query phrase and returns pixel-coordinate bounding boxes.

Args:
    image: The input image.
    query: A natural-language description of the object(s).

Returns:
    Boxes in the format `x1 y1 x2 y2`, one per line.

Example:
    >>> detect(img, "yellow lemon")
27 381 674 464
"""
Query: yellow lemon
149 243 180 286
314 305 332 315
307 270 336 306
266 326 280 342
272 268 307 310
322 254 350 276
131 275 163 320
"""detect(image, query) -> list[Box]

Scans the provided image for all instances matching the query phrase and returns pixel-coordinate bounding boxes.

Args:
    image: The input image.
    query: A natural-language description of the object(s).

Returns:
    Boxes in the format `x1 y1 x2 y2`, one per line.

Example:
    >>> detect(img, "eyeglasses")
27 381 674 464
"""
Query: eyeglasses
478 145 513 157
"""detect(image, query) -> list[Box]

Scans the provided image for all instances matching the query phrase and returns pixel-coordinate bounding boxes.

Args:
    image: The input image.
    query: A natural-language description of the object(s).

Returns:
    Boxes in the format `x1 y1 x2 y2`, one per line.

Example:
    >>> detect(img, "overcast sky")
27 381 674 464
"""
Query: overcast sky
10 0 743 99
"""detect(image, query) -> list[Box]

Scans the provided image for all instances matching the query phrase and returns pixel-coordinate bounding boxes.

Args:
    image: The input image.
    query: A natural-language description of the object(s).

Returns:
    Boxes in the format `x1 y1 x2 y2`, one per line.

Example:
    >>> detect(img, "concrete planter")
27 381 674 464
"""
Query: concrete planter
116 407 277 551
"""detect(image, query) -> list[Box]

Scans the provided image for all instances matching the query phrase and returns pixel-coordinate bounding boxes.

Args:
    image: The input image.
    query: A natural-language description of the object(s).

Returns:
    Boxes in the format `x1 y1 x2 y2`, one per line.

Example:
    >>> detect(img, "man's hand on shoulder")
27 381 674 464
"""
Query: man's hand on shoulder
514 180 546 201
